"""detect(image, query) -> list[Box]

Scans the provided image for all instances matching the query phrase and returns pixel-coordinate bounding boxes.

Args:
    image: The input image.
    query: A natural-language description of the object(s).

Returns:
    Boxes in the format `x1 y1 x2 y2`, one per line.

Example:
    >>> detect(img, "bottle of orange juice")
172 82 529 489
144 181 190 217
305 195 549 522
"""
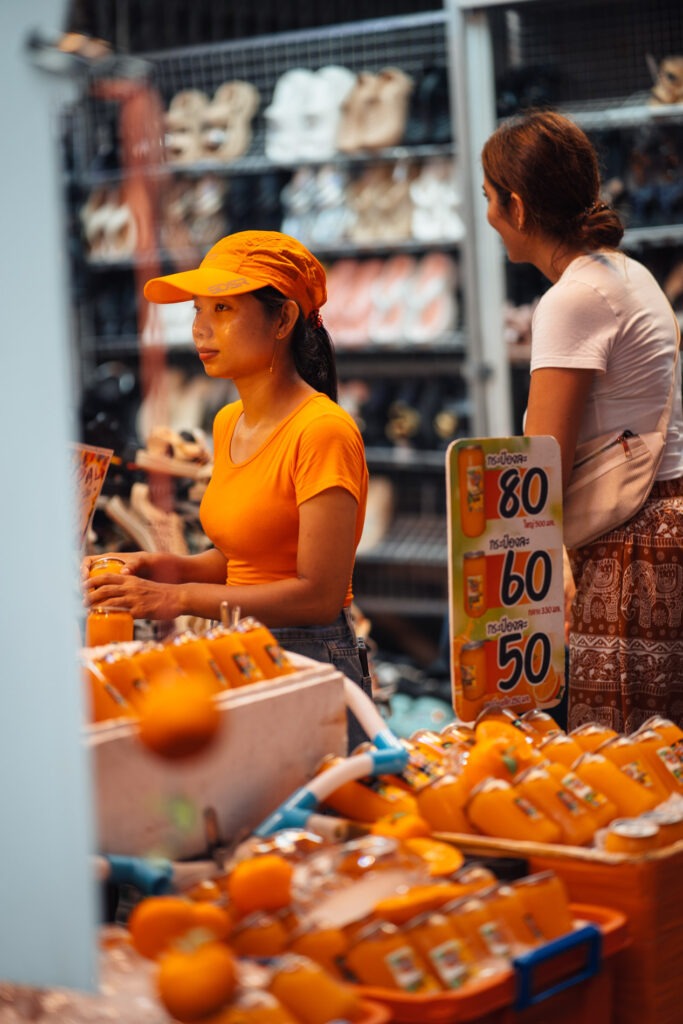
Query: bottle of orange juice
268 953 365 1023
538 732 584 768
465 777 562 843
130 642 183 687
569 722 619 753
83 663 135 723
630 729 683 795
542 760 617 828
572 752 660 817
287 922 350 979
440 893 514 964
234 617 296 679
85 605 135 647
204 624 266 687
316 755 418 823
512 871 574 940
343 920 441 992
603 817 661 855
479 883 543 949
416 774 476 835
596 736 671 803
637 716 683 754
518 708 563 741
513 764 596 846
167 631 230 693
401 910 476 989
95 649 148 711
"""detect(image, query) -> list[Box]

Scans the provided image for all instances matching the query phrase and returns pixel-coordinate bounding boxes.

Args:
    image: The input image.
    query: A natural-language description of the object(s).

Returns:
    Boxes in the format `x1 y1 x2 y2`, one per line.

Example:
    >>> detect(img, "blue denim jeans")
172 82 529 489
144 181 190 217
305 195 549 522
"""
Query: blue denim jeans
272 608 374 753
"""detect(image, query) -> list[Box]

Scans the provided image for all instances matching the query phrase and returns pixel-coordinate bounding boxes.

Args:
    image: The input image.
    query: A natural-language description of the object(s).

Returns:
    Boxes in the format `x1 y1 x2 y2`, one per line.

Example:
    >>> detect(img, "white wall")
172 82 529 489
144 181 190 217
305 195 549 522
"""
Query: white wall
0 0 98 991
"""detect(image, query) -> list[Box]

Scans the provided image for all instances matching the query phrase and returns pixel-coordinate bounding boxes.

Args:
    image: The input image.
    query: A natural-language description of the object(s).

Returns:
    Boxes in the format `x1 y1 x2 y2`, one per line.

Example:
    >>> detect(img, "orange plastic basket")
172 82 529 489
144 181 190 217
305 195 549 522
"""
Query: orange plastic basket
356 902 629 1024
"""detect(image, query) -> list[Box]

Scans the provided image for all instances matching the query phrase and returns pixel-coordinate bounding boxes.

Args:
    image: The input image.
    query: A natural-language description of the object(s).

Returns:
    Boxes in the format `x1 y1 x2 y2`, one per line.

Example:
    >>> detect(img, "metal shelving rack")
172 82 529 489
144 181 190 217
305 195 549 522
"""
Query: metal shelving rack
69 7 503 622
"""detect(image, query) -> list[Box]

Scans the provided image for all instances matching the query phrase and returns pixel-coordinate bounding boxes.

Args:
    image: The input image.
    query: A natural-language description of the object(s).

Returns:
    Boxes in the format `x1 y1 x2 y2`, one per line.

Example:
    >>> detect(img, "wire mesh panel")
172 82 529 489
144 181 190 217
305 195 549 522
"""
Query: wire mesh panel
490 0 683 108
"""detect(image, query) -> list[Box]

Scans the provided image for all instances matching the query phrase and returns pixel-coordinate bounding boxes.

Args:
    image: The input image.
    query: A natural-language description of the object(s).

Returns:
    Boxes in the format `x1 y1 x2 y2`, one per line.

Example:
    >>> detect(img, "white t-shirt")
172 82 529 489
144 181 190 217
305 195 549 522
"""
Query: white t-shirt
530 251 683 480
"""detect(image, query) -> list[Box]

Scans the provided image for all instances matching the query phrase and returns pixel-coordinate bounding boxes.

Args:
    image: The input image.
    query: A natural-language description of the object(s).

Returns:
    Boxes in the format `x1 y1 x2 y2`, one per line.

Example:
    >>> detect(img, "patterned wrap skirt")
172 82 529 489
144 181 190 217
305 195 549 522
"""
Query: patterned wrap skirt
567 477 683 733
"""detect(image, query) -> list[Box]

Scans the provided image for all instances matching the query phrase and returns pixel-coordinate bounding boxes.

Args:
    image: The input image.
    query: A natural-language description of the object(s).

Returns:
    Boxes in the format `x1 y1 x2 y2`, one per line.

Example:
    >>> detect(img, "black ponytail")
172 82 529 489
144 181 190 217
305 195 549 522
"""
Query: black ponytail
252 286 338 401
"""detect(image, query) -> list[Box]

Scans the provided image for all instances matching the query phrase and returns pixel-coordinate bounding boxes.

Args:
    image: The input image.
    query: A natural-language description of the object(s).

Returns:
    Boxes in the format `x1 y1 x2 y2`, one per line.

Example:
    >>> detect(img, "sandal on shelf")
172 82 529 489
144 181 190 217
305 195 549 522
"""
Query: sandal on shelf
363 66 414 150
264 68 317 163
299 65 356 161
164 89 209 164
367 254 418 343
404 252 459 343
199 80 260 162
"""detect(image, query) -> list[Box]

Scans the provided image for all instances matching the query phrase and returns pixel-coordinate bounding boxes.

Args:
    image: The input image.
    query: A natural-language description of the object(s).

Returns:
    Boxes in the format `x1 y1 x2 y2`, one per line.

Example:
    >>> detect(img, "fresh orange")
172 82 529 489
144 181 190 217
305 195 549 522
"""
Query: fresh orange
128 896 195 960
137 671 221 760
403 836 465 877
157 941 237 1022
370 811 432 839
226 854 294 916
129 896 232 959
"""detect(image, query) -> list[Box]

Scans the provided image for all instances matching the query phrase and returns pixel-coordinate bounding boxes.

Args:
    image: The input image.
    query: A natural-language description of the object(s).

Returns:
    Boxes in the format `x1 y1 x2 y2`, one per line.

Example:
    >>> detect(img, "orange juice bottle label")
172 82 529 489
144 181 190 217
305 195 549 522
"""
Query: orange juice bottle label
555 788 582 815
463 553 487 618
478 921 511 958
654 745 683 783
234 651 263 682
621 759 656 790
459 444 486 538
384 946 430 992
460 640 487 699
514 796 543 819
428 939 470 989
558 772 610 809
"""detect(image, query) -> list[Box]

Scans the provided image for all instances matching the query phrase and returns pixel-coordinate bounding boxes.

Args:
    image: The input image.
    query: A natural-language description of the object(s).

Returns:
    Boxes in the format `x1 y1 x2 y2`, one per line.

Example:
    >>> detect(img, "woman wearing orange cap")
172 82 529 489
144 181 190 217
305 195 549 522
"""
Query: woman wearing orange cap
83 230 371 745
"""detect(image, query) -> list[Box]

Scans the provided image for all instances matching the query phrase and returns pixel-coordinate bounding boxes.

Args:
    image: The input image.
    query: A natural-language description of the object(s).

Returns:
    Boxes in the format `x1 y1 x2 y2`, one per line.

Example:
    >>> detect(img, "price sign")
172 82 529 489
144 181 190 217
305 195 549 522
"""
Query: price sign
447 436 565 721
71 443 113 550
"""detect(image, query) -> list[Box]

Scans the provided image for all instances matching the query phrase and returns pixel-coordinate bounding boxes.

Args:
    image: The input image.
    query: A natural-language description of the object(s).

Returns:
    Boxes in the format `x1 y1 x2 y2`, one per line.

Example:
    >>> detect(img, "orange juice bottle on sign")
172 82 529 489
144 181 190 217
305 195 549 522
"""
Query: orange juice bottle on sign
458 443 486 538
343 920 441 992
168 631 229 692
572 752 659 817
630 728 683 794
512 872 574 940
513 764 597 846
235 617 296 678
459 640 488 700
402 910 476 989
596 736 671 803
463 552 487 618
543 760 617 828
466 777 562 843
204 625 265 687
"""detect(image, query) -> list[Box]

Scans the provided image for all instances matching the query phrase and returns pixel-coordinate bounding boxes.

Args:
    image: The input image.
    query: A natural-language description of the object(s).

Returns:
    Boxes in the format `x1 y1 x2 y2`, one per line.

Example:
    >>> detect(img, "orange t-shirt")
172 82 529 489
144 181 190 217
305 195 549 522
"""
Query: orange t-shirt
199 393 368 606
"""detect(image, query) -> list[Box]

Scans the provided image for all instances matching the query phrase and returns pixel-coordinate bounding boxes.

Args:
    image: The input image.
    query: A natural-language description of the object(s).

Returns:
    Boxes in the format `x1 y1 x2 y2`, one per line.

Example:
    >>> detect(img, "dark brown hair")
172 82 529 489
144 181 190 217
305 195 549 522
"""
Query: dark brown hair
482 110 624 249
251 285 338 402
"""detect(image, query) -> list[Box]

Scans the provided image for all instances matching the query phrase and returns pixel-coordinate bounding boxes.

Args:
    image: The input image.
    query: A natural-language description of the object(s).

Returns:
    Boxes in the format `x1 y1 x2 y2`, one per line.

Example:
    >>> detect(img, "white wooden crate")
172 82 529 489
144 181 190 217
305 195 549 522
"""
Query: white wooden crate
86 653 347 860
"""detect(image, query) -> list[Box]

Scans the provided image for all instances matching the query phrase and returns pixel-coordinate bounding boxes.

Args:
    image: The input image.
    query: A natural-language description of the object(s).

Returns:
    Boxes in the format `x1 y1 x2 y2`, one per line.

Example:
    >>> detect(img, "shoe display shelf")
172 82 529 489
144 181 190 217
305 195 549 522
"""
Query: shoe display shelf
453 0 683 431
66 8 495 626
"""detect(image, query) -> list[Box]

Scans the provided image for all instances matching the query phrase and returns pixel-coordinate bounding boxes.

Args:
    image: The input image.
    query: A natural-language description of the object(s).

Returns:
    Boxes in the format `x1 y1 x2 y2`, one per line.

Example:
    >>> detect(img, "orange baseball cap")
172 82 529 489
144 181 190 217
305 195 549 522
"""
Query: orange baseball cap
143 230 327 318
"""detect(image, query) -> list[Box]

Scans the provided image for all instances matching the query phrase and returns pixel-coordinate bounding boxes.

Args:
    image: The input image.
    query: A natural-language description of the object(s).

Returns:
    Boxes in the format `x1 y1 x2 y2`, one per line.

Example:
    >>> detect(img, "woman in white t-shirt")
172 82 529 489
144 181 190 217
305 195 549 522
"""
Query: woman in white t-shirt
482 110 683 732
